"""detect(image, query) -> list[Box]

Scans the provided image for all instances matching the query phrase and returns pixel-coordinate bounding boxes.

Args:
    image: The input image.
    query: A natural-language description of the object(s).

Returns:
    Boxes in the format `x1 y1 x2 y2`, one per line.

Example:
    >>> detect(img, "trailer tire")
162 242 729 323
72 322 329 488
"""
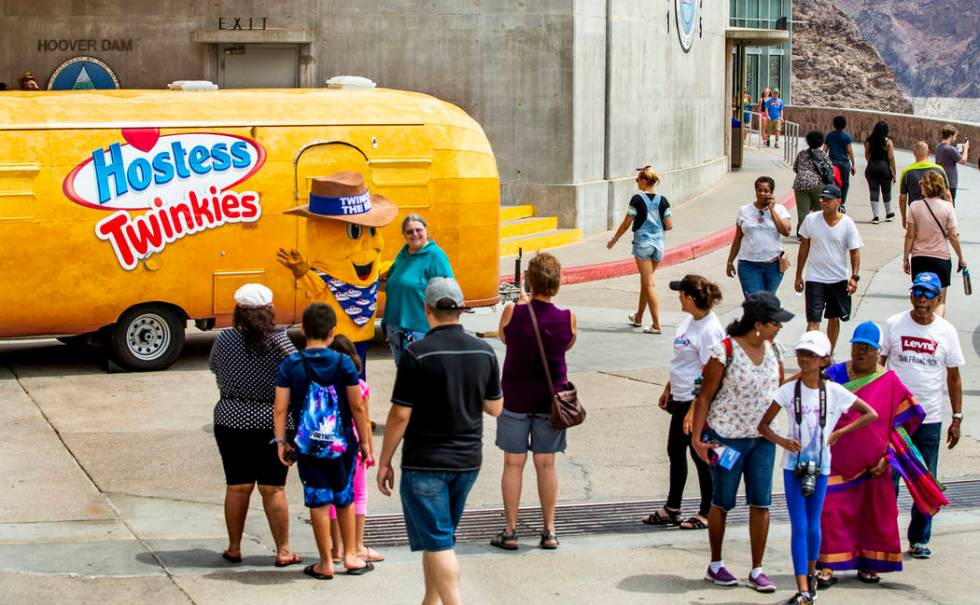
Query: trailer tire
110 305 185 371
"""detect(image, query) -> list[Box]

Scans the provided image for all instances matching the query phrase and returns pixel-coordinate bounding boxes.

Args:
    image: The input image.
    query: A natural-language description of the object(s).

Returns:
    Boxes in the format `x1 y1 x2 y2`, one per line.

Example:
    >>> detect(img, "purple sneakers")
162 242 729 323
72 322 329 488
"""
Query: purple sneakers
705 565 738 586
747 571 776 592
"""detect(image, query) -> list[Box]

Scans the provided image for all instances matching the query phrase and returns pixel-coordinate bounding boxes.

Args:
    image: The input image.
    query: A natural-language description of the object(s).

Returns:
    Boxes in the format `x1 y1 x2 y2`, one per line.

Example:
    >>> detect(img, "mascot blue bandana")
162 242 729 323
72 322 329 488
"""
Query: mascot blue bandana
316 272 378 328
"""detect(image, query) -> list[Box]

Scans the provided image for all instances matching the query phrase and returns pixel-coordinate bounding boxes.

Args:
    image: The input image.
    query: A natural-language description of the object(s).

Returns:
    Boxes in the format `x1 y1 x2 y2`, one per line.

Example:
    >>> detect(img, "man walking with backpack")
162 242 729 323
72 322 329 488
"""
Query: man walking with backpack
378 277 503 605
273 303 375 580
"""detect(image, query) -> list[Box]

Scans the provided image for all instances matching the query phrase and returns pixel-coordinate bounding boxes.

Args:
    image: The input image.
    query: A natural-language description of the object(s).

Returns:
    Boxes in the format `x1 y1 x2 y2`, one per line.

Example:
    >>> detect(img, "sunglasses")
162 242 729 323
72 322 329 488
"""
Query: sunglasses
404 228 425 235
911 288 938 300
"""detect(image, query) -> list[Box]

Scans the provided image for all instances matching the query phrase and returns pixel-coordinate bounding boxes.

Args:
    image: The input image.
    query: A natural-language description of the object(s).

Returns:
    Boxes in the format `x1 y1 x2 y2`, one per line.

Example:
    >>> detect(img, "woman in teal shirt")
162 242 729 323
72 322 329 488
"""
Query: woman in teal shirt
381 214 454 365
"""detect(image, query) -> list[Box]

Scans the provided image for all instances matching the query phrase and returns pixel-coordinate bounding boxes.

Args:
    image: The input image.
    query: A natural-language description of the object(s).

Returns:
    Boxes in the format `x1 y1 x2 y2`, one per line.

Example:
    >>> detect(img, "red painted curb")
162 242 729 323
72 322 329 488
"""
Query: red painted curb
501 190 797 286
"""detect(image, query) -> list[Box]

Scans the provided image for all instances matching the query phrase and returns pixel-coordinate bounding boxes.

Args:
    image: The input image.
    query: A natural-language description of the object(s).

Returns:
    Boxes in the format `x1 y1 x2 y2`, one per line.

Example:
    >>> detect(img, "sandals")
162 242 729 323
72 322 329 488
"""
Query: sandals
643 325 662 335
221 550 242 564
539 532 559 550
816 572 838 588
627 313 642 327
490 529 519 551
858 570 880 584
678 516 708 530
641 508 681 526
274 553 303 568
303 563 334 580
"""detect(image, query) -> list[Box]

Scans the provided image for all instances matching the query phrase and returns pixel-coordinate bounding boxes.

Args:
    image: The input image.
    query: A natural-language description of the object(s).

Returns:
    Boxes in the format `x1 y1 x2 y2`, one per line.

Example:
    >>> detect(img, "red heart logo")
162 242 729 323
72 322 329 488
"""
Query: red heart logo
121 128 160 153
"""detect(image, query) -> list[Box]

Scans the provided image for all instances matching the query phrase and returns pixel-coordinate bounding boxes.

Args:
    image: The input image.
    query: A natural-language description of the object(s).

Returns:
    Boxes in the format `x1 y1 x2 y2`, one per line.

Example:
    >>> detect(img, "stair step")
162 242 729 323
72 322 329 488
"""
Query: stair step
500 216 558 239
500 228 582 256
500 204 535 222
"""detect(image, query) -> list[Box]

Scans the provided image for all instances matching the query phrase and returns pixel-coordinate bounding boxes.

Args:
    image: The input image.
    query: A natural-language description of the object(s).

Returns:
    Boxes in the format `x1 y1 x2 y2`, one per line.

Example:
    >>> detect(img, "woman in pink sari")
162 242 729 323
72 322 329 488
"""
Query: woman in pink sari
817 321 947 586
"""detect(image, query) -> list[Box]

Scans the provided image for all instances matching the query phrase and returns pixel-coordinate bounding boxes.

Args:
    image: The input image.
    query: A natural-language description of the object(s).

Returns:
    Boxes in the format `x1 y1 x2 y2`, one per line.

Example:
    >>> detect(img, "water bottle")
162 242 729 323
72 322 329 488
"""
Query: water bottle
964 267 973 296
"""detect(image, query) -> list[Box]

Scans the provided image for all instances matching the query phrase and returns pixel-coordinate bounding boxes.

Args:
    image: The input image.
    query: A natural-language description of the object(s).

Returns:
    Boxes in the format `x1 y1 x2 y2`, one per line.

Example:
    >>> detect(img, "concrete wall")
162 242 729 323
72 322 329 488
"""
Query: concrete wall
785 106 980 165
0 0 733 236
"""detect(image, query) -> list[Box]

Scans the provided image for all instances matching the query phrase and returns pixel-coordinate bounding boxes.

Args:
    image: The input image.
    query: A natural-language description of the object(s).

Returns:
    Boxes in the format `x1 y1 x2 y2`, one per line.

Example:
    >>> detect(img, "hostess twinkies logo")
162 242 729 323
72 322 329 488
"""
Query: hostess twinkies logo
63 129 266 270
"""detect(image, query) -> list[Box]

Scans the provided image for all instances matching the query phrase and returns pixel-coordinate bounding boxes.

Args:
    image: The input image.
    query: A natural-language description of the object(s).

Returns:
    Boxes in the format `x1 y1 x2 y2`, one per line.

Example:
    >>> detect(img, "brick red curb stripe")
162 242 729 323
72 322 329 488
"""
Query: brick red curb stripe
501 190 796 286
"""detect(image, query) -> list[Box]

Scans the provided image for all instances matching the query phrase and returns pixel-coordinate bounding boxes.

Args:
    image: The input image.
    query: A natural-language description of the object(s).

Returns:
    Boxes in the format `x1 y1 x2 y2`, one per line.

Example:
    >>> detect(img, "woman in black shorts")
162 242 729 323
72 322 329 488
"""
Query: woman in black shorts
863 121 897 224
210 283 302 567
903 171 967 317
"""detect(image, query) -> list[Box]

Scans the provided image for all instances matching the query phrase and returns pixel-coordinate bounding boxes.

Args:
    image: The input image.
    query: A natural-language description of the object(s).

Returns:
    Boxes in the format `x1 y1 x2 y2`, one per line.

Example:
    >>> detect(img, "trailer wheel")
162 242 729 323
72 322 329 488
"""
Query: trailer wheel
110 305 185 371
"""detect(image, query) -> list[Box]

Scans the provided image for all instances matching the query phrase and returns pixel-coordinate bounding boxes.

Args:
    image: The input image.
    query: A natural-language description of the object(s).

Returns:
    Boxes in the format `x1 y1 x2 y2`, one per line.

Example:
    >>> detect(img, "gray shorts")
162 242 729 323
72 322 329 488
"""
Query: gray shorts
495 409 567 454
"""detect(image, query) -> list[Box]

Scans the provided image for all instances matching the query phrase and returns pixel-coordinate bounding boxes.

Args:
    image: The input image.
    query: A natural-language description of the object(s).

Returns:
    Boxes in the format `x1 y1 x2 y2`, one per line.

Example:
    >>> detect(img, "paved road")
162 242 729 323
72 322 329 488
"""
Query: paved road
1 144 977 603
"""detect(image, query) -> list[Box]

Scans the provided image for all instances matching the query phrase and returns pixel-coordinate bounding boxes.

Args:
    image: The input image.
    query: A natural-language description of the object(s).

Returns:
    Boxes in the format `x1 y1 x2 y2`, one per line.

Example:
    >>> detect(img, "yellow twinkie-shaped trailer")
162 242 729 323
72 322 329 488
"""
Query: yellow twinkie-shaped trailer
0 88 500 370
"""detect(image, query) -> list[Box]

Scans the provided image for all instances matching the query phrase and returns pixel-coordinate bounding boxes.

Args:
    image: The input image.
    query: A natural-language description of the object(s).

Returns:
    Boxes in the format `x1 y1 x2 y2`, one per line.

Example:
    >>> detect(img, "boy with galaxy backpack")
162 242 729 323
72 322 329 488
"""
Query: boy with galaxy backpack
273 302 375 579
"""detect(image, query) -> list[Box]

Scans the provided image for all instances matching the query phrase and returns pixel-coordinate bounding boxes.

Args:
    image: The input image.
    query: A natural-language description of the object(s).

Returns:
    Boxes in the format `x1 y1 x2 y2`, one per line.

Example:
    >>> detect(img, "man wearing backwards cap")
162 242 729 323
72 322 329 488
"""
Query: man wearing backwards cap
378 277 503 605
795 184 863 356
277 172 397 371
880 272 964 560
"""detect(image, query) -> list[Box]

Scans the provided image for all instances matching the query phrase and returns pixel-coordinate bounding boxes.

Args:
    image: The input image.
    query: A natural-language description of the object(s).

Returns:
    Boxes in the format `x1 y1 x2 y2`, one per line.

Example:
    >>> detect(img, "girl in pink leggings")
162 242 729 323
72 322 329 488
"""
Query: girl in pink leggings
328 336 385 563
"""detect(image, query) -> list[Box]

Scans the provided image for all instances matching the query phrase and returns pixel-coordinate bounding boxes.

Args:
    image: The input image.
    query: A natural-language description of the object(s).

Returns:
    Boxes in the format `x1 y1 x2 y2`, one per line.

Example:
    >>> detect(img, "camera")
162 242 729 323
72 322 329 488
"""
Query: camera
794 460 818 497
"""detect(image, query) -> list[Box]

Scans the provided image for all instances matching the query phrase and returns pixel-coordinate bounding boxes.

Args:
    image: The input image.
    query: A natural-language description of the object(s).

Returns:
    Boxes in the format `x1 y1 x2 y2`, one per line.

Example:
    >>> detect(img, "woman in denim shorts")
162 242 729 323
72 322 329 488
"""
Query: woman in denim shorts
607 166 673 334
691 292 793 593
490 253 577 551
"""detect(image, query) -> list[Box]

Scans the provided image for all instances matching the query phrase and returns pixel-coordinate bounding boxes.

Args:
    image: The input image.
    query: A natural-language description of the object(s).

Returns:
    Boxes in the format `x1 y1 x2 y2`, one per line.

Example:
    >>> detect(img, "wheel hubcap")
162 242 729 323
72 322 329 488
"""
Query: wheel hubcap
125 313 171 361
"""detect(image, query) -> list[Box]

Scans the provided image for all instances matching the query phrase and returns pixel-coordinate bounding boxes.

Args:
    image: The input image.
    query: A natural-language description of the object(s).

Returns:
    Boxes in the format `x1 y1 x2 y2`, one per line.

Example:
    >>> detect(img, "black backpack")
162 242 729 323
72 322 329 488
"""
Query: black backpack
808 149 835 185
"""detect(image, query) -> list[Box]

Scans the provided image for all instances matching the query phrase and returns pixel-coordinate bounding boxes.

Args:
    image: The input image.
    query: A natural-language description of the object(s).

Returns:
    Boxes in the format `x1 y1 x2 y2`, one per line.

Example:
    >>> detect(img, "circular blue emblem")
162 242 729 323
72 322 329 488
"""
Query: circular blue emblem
47 56 120 90
676 0 699 52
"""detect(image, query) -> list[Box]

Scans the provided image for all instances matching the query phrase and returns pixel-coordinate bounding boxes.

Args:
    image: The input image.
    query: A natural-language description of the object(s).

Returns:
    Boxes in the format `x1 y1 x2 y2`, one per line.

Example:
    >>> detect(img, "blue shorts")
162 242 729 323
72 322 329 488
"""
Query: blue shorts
632 240 664 261
400 469 479 552
704 430 776 512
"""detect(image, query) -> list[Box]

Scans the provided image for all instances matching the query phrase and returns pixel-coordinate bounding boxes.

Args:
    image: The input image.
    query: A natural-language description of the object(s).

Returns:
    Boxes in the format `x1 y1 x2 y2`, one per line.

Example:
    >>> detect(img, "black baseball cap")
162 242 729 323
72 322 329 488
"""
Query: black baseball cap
742 291 794 323
669 275 702 295
820 184 842 199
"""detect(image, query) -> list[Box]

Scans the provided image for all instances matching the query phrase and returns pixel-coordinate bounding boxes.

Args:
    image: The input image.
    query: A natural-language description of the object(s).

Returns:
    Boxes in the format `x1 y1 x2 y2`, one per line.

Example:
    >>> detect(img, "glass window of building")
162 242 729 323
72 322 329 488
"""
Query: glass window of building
768 55 782 92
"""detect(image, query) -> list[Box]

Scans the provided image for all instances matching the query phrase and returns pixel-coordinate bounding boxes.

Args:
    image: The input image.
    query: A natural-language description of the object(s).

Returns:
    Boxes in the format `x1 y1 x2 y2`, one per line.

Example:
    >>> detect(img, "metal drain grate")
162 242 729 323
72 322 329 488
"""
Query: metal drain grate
361 479 980 547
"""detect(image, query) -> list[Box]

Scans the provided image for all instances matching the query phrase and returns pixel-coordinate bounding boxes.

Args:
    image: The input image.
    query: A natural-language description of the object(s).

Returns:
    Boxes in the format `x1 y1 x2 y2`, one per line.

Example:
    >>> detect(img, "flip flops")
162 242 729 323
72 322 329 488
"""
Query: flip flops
274 553 303 568
346 562 375 576
221 551 242 563
303 564 334 580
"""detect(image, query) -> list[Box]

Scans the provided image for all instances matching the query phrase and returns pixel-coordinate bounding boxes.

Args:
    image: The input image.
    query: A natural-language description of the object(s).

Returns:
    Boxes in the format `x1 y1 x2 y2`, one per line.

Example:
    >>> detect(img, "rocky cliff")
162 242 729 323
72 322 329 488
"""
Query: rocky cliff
791 0 913 113
838 0 980 99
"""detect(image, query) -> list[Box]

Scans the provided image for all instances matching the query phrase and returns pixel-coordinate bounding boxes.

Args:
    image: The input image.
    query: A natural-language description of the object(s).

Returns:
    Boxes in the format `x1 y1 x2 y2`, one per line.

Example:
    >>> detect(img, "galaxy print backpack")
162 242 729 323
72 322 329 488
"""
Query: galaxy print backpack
294 354 349 459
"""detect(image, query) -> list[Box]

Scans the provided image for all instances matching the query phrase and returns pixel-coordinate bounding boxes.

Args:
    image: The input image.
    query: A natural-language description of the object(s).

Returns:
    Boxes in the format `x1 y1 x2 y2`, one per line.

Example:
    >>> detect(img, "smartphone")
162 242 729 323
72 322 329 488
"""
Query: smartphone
284 448 297 463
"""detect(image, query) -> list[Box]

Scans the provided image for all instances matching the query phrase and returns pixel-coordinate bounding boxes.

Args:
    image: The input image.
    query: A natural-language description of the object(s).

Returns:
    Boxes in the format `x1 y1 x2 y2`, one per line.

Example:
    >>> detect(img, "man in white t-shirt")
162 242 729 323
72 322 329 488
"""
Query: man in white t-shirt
794 185 863 355
881 272 965 560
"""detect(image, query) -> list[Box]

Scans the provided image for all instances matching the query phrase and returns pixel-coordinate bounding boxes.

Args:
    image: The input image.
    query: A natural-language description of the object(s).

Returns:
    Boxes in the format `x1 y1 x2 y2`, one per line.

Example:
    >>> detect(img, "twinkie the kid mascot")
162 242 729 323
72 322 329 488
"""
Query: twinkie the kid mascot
277 172 397 370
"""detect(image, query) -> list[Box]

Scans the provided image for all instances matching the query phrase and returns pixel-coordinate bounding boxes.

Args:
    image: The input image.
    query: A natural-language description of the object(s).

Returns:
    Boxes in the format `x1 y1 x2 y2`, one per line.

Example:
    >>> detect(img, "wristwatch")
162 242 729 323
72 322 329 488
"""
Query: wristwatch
952 413 964 421
851 274 860 282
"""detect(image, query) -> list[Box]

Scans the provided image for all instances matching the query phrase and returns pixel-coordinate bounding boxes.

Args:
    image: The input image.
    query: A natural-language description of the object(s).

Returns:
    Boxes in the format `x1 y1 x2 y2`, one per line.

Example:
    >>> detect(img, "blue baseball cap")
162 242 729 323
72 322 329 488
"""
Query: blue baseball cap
911 272 942 294
850 321 881 349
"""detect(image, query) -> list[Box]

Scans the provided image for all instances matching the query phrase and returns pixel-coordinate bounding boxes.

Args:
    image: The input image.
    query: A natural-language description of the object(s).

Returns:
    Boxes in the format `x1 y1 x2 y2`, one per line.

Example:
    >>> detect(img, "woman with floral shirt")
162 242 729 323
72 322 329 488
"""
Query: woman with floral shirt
690 291 792 594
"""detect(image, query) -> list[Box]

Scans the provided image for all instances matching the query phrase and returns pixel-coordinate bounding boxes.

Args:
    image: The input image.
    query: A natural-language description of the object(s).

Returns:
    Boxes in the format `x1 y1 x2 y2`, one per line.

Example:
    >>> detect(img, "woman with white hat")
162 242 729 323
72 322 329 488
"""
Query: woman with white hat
209 283 302 568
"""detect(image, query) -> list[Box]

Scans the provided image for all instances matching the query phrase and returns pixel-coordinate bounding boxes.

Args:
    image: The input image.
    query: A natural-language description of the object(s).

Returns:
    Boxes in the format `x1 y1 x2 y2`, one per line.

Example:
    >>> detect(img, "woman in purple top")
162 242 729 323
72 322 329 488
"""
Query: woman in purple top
491 253 577 551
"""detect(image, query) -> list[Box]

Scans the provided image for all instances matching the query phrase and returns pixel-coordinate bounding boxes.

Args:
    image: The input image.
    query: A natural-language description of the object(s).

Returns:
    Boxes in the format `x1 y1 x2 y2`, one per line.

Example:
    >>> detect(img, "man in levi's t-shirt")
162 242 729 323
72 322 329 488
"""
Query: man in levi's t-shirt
880 272 964 560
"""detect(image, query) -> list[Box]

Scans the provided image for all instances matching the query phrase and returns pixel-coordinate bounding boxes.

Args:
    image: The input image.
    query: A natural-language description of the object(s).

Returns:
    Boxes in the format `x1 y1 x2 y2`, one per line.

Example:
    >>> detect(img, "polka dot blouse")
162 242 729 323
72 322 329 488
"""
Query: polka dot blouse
209 329 297 430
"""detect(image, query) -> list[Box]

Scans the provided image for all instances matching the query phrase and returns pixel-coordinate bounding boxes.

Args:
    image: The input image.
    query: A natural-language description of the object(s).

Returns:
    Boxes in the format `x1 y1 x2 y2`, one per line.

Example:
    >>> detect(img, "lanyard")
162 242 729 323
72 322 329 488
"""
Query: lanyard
794 378 827 469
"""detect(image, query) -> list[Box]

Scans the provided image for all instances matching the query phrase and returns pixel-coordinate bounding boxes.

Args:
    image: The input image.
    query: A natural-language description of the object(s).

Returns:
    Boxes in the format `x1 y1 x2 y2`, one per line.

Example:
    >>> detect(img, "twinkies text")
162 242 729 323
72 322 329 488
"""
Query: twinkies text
95 188 261 270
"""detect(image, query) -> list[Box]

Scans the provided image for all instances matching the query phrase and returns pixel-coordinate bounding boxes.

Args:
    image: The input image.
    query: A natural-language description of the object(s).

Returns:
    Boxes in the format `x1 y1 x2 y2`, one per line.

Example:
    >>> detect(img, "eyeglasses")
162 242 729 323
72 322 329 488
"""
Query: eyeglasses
404 228 425 235
911 288 938 300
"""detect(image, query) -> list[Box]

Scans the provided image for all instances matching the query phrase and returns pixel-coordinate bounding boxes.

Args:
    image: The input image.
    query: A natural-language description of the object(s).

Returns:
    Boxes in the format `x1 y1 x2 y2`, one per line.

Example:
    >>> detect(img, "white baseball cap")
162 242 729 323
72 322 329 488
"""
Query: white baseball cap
796 330 831 357
234 283 273 308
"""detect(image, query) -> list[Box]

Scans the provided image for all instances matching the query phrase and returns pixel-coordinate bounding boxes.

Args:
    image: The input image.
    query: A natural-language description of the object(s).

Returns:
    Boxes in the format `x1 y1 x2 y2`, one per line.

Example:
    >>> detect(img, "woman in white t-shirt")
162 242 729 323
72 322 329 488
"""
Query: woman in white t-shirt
726 176 792 297
757 331 877 604
643 275 725 530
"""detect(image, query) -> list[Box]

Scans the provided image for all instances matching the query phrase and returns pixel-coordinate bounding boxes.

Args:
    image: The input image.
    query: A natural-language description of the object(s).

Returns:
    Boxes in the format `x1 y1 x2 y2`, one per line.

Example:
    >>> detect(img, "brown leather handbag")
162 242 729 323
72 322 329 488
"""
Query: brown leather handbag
526 301 586 430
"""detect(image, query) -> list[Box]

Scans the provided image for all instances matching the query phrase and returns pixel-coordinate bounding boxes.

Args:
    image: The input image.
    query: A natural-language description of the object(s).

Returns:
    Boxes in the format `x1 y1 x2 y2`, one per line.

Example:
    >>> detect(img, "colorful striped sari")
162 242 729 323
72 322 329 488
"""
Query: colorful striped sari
818 363 947 572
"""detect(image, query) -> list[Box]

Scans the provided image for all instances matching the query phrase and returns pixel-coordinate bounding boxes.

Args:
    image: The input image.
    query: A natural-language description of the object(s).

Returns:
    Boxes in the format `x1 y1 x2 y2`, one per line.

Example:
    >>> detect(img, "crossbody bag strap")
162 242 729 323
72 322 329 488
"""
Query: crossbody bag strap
918 198 949 240
526 301 557 395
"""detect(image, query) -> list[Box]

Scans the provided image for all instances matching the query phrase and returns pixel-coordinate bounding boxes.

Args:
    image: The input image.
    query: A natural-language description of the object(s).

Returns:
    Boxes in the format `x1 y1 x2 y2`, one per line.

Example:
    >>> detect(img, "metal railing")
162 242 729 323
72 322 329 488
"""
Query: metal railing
740 110 800 165
782 120 800 165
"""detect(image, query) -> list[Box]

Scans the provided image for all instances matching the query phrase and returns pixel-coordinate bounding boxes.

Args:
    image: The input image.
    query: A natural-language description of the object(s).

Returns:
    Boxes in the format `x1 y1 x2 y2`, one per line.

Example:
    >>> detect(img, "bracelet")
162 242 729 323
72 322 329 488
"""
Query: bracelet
270 438 289 445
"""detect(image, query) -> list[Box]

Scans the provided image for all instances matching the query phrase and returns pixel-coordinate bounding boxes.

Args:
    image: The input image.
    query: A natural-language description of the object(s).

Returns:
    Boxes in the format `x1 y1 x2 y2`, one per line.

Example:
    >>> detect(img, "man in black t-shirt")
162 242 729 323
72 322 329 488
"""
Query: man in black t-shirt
377 277 502 604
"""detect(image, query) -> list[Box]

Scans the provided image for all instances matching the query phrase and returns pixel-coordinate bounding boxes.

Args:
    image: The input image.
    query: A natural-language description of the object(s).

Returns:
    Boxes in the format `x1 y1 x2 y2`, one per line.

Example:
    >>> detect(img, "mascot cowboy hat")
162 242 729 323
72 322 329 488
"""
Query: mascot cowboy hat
285 171 398 227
